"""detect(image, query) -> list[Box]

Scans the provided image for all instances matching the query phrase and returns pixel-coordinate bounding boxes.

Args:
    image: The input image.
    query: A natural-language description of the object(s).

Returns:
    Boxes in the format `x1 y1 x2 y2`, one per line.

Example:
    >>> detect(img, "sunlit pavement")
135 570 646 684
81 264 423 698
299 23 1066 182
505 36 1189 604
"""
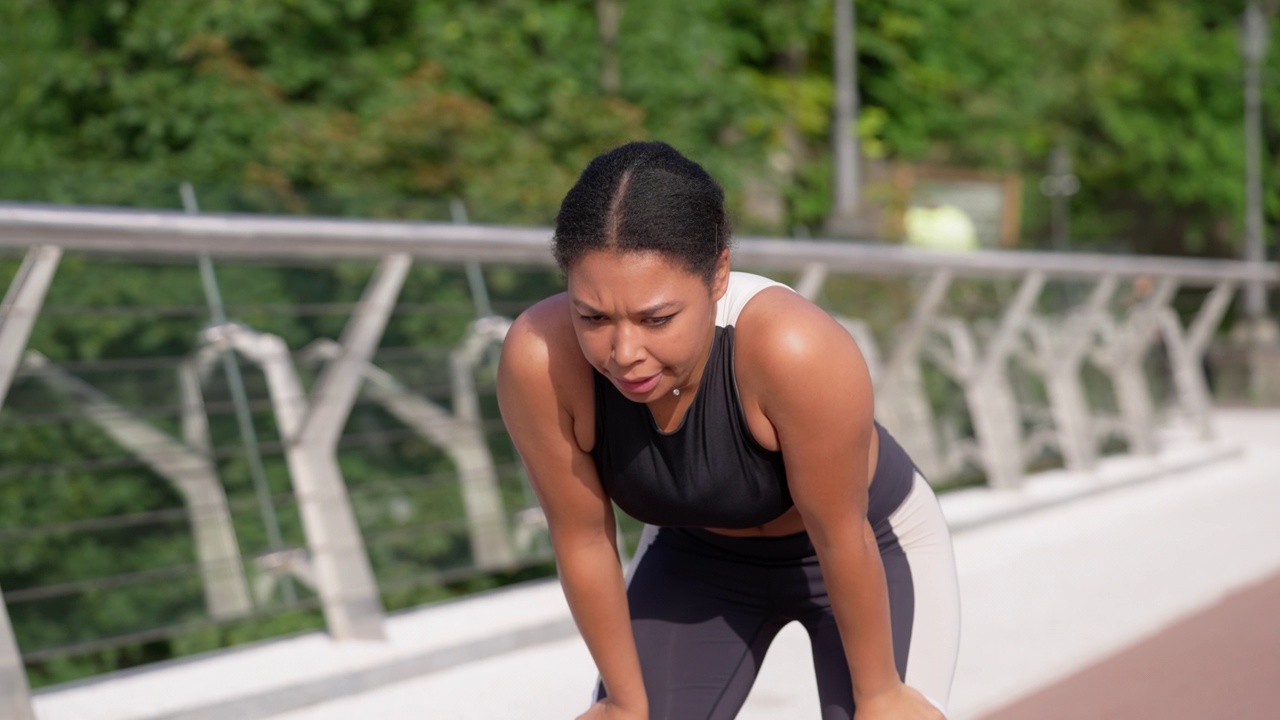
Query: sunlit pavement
32 409 1280 720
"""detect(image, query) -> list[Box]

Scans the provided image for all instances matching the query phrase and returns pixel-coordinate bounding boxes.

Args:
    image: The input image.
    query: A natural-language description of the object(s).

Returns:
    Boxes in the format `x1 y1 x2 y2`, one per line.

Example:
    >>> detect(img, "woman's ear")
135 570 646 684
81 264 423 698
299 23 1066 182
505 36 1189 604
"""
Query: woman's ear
710 249 731 302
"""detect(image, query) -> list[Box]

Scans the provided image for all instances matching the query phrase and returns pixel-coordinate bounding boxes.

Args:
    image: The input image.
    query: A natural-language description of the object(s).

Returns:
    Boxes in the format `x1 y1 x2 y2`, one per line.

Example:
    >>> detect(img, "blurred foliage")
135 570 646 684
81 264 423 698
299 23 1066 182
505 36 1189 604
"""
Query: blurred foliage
1 0 1278 689
1 0 1274 242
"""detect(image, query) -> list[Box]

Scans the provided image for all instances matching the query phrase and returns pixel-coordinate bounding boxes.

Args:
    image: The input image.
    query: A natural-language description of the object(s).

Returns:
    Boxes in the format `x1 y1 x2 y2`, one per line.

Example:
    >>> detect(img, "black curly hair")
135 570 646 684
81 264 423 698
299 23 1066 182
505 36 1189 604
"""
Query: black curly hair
552 141 732 285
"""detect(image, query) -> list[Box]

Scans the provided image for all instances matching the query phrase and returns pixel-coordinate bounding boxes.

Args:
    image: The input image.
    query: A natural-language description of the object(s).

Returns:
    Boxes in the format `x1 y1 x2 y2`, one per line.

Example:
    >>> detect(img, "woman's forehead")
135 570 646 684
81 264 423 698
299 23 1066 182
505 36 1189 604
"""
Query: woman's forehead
570 249 697 282
567 250 705 305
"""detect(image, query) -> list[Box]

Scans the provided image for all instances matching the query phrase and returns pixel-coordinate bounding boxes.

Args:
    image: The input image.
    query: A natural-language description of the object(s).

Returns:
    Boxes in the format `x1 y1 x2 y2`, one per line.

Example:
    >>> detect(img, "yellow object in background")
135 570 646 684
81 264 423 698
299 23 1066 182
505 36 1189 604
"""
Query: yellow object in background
904 205 979 251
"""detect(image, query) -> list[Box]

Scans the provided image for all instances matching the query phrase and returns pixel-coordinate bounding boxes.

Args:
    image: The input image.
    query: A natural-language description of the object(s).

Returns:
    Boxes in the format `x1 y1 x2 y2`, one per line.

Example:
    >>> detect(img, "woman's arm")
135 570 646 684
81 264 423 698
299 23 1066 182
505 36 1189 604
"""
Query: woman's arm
496 299 648 717
741 291 942 718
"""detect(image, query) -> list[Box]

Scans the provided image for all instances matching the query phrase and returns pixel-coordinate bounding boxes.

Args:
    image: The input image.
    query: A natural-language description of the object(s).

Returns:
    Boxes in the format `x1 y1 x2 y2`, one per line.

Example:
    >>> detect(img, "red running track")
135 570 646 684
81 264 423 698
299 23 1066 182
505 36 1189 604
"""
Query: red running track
977 570 1280 720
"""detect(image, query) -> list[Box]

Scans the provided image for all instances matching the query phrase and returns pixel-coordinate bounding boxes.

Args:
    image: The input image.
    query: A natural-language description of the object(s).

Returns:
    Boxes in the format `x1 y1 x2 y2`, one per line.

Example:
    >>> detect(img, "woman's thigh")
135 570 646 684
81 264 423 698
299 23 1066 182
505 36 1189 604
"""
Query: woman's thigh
595 527 788 720
803 472 961 718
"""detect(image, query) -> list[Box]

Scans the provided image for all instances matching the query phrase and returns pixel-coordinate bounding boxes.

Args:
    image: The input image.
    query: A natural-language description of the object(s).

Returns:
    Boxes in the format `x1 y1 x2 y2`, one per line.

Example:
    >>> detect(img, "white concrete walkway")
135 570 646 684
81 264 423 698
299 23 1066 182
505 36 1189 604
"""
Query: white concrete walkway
32 409 1280 720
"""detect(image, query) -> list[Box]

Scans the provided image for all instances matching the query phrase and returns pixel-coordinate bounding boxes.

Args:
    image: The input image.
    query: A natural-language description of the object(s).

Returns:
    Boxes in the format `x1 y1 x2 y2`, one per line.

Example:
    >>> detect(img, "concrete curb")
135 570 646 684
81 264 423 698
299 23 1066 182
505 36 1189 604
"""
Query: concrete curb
940 442 1243 533
143 619 579 720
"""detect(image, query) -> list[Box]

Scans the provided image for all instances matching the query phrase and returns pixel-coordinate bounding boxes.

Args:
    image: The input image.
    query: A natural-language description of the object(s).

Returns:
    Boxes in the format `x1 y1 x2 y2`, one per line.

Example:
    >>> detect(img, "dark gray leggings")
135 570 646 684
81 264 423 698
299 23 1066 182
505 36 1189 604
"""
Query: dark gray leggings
595 473 960 720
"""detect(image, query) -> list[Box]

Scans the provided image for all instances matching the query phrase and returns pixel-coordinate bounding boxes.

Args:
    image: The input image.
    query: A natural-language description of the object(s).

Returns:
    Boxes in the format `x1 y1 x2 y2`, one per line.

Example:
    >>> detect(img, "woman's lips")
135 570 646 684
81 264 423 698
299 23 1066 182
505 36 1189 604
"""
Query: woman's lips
614 373 661 395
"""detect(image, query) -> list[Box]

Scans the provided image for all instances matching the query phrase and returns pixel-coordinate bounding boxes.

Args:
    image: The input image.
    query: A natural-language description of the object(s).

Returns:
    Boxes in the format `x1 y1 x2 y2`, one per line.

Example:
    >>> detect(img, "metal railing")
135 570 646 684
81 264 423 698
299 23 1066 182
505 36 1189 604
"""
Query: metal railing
1 202 1276 715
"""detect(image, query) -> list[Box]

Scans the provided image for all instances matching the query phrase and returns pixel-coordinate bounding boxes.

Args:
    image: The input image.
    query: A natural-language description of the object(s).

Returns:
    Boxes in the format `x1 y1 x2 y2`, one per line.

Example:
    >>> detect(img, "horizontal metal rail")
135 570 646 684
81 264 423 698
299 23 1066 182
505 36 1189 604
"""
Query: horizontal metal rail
0 460 520 542
1 202 1277 285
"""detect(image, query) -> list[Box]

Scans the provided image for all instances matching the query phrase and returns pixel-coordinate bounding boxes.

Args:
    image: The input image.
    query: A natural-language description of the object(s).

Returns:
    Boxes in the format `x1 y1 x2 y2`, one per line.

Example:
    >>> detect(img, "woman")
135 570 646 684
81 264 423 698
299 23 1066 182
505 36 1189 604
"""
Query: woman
497 141 960 720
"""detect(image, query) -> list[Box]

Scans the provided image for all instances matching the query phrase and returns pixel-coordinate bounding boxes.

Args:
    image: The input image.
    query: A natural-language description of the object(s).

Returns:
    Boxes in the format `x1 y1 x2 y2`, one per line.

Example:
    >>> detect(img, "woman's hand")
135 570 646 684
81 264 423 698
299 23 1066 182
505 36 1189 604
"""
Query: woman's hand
857 683 947 720
575 699 648 720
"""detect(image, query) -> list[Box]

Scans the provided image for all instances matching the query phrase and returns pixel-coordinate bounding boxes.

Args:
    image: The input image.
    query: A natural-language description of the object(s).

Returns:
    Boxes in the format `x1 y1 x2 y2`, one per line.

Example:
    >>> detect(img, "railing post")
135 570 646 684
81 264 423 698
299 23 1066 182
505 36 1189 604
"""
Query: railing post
295 254 409 640
833 316 882 385
935 272 1045 490
1026 276 1118 471
794 262 830 301
449 317 518 568
302 317 520 571
22 352 253 618
204 254 411 641
1094 278 1178 456
0 247 59 720
0 581 35 720
834 314 944 473
880 271 953 480
0 245 61 409
1157 281 1237 440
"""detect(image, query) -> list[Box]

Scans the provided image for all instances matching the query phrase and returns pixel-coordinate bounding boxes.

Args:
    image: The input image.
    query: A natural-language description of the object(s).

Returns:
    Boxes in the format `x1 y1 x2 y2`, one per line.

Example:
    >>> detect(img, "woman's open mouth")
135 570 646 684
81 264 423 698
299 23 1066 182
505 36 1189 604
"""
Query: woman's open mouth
614 373 661 395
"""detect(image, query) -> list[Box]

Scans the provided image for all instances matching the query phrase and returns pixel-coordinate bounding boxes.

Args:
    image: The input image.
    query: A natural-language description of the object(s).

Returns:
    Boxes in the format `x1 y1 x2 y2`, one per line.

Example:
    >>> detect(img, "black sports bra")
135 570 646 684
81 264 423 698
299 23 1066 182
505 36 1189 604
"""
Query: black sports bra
591 324 790 528
588 272 915 529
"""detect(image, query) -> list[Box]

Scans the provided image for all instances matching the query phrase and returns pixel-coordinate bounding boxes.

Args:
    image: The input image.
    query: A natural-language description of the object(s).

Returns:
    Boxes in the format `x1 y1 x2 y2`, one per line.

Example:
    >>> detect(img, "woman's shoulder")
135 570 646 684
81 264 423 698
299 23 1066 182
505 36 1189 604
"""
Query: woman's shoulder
717 271 791 328
732 277 866 385
728 272 820 337
501 293 594 404
507 292 572 348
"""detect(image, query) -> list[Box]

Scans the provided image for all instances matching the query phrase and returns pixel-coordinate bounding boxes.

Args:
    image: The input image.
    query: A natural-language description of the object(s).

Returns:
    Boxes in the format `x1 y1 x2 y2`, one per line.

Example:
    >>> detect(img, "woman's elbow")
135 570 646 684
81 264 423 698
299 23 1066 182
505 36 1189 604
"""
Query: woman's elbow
803 512 873 556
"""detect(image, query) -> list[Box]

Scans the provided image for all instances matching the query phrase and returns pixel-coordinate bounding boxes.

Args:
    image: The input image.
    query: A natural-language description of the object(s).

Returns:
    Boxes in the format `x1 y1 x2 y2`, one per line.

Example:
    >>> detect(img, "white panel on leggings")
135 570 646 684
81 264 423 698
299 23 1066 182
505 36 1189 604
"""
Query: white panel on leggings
886 472 963 713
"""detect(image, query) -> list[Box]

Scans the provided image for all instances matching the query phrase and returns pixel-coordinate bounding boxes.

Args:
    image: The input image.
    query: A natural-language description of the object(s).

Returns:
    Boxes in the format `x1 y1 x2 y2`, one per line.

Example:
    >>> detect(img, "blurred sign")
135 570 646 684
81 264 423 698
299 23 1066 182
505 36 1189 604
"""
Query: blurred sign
904 205 978 251
892 164 1022 248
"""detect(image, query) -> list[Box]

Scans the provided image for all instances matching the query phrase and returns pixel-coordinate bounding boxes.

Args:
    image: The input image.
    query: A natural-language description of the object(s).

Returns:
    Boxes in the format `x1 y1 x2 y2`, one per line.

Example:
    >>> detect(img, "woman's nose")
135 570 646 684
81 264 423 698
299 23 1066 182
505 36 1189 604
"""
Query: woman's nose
611 324 644 366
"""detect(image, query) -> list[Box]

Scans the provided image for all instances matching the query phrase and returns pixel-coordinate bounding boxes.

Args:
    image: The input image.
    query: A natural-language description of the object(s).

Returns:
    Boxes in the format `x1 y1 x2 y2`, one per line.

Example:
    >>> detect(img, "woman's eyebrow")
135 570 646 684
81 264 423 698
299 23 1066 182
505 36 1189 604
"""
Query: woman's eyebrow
569 299 679 316
570 299 602 314
636 301 679 316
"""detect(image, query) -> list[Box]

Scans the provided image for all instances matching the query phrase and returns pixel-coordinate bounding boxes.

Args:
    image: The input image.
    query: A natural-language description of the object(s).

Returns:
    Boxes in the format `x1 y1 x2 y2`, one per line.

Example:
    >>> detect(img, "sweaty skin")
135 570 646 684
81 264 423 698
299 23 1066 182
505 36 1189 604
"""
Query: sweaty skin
497 249 942 720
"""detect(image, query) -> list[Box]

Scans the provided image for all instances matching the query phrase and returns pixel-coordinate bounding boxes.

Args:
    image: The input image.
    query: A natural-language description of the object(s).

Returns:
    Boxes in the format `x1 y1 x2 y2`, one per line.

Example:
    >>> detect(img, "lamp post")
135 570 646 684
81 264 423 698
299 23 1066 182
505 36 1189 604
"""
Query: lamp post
1239 2 1280 404
1241 1 1270 320
832 0 860 223
1040 143 1080 253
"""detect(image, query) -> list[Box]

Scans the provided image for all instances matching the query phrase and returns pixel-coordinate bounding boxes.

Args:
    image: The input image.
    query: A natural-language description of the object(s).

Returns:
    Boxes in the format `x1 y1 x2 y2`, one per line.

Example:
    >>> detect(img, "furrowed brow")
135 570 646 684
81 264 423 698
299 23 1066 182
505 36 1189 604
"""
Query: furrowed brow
571 299 603 314
569 299 678 316
636 301 679 316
